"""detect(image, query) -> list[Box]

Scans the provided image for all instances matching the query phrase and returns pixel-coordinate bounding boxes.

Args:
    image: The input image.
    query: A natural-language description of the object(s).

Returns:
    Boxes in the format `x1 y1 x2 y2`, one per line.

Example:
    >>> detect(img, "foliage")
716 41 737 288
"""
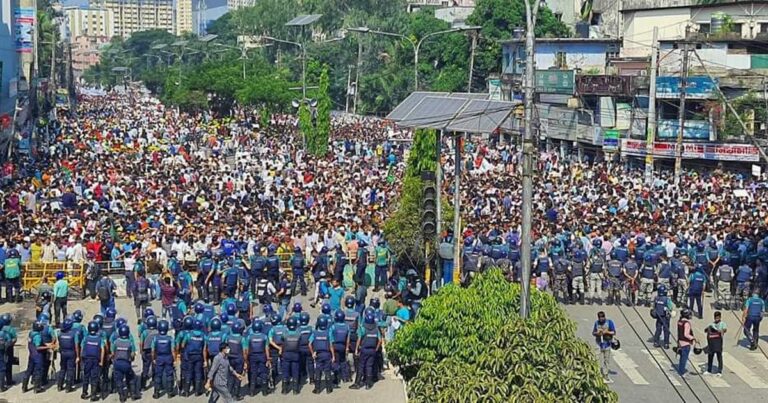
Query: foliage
720 91 767 138
298 102 313 150
388 269 618 403
314 66 331 156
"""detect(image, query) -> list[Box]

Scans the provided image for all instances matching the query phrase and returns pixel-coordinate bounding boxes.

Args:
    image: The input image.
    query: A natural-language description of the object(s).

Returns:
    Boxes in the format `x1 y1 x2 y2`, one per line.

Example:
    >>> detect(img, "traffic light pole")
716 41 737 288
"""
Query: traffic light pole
436 129 443 239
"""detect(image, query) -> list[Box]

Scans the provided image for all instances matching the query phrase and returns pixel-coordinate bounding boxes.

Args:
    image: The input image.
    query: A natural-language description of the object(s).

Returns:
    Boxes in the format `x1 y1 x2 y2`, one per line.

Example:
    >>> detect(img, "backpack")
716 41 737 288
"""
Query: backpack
0 331 8 351
417 280 428 299
97 281 111 302
136 279 149 302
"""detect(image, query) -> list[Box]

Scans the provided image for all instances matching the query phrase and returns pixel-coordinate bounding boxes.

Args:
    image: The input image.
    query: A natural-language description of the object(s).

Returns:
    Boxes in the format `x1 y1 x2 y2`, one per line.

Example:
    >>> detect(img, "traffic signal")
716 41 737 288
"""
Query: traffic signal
422 181 437 236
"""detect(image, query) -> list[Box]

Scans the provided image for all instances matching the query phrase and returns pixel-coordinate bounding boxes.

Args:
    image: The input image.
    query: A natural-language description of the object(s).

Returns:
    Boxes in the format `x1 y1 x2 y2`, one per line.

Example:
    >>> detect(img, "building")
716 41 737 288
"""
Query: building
176 0 193 34
622 0 768 57
502 38 622 77
435 6 475 27
105 0 175 38
193 0 228 35
64 6 115 39
71 35 110 78
408 0 475 13
1 0 21 116
226 0 255 9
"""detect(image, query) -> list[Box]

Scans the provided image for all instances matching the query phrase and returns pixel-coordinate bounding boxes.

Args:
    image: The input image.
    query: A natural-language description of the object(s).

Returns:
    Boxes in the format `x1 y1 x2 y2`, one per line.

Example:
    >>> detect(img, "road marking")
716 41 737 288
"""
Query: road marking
746 351 768 372
641 349 682 386
723 352 768 388
687 354 730 387
612 350 650 385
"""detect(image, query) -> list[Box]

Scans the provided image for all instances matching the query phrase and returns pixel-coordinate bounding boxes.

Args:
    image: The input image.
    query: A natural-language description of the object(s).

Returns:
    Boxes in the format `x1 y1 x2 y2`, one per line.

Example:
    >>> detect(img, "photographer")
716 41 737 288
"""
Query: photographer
404 269 427 318
704 311 727 376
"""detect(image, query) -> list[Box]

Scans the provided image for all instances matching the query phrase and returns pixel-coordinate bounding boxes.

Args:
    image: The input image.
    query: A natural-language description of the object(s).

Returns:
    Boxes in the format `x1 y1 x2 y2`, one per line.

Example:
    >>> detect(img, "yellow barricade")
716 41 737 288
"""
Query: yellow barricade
21 261 86 297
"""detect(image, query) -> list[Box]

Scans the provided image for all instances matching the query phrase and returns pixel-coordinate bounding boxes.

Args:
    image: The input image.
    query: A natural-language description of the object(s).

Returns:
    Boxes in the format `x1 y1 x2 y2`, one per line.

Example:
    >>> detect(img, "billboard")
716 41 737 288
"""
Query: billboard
14 7 36 53
535 70 575 95
656 76 718 99
621 139 759 162
657 119 711 140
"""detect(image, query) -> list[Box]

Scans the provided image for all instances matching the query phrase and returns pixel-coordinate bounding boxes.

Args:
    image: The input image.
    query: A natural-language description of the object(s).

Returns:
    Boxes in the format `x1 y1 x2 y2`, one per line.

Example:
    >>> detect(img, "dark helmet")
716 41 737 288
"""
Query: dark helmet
210 318 222 331
194 302 205 314
317 316 329 330
87 321 100 334
270 314 282 326
657 285 667 296
681 308 692 319
292 302 303 313
226 303 237 316
344 296 355 309
334 311 345 323
251 320 264 334
619 237 627 246
464 237 474 247
158 320 170 335
263 304 274 314
93 314 104 328
146 316 158 330
294 246 302 254
359 239 367 248
116 318 127 329
7 249 19 258
118 325 130 338
55 271 65 281
370 298 381 309
321 303 331 315
592 238 602 248
143 308 155 319
106 307 117 319
172 318 183 331
299 312 310 326
169 250 178 257
194 319 204 330
183 316 194 330
611 339 621 350
232 321 244 335
61 319 73 332
204 251 212 258
286 317 298 331
364 313 375 324
41 291 51 301
33 321 44 332
220 313 230 324
73 310 84 323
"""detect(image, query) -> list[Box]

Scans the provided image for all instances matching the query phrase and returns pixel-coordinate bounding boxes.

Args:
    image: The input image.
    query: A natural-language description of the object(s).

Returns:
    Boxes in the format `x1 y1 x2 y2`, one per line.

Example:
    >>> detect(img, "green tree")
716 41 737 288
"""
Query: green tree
298 102 313 151
314 66 331 156
388 269 618 402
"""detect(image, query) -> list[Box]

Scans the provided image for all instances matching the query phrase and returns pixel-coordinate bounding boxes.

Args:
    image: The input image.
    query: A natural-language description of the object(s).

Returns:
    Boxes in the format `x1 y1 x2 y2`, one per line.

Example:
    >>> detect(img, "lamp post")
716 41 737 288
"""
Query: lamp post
348 26 480 91
260 36 307 99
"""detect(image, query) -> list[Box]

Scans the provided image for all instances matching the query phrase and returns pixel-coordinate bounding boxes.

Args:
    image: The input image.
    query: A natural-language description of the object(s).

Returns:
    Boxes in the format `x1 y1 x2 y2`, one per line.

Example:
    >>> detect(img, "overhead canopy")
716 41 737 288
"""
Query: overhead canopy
387 91 519 134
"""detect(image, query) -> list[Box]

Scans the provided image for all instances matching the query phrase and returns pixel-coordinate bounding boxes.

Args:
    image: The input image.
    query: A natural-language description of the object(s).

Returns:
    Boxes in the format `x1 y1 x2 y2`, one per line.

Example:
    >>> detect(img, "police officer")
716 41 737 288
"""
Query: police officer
657 255 673 293
249 249 267 296
177 266 194 307
672 254 689 307
298 312 313 385
223 258 240 298
23 321 48 393
639 255 657 307
57 318 79 392
652 285 673 349
291 247 308 296
570 248 586 305
275 316 299 394
266 245 281 286
742 291 765 350
3 249 22 303
197 251 214 302
39 314 57 389
688 267 708 319
355 240 369 288
139 316 158 391
205 318 227 369
535 250 552 290
351 312 381 390
606 257 624 306
330 310 351 384
267 314 286 388
0 316 11 392
235 282 253 326
715 259 734 310
181 319 206 396
153 320 177 398
309 316 334 394
587 244 606 305
80 321 105 401
112 325 140 402
277 273 294 319
1 313 17 388
333 244 348 283
735 262 754 306
552 251 570 303
226 321 247 400
245 320 271 396
461 240 481 286
612 238 630 263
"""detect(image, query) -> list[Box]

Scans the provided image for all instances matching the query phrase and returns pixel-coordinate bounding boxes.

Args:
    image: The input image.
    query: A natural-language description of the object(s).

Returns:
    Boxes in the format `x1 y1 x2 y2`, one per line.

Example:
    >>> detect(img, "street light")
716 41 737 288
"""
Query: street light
348 25 480 90
260 36 307 98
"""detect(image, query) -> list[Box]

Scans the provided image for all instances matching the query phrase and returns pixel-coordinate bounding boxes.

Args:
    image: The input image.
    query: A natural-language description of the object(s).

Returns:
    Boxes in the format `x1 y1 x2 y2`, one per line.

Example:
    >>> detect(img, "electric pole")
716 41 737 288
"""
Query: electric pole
674 31 690 184
467 31 477 93
644 27 659 186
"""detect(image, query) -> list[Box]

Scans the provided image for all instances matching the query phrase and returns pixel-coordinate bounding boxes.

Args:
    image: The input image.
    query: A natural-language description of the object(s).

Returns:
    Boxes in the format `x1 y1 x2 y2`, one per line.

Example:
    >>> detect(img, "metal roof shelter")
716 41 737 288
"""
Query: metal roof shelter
286 14 323 26
386 91 519 134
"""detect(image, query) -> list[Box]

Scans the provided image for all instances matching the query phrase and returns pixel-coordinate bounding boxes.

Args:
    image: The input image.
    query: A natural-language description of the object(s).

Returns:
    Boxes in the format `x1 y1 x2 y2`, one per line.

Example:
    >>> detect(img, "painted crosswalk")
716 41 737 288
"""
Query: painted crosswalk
687 354 730 387
640 349 682 386
723 352 768 388
612 350 650 385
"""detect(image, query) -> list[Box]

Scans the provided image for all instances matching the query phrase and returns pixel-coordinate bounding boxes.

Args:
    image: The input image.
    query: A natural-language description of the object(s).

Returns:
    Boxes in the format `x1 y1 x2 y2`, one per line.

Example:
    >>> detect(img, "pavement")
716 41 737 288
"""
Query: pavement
0 280 407 403
565 292 768 403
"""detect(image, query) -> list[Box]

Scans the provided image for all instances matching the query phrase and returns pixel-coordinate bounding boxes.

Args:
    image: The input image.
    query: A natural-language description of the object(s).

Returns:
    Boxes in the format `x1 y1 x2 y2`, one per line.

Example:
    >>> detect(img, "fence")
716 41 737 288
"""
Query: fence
21 261 86 299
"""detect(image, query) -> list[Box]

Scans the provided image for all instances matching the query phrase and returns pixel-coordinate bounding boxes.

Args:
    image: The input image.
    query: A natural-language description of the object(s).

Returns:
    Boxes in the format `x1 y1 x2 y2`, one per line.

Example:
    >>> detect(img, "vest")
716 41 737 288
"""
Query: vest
247 333 267 355
536 257 550 274
677 320 693 342
345 310 359 335
266 256 280 273
312 329 330 353
613 247 629 262
624 261 638 277
185 331 204 356
490 245 503 260
641 264 655 279
83 334 102 359
736 266 753 283
375 247 389 266
207 332 224 355
590 256 604 273
608 260 622 277
199 260 213 274
4 258 20 278
361 324 379 350
227 334 243 358
236 294 249 313
284 332 300 353
225 269 238 287
463 253 479 271
136 278 150 302
718 266 733 282
690 273 705 293
203 304 215 324
114 338 132 362
154 335 173 356
271 326 286 348
59 329 76 352
142 329 158 351
571 259 584 277
747 298 764 318
256 279 270 297
299 327 312 351
332 324 349 349
509 247 521 262
291 255 304 271
654 296 669 318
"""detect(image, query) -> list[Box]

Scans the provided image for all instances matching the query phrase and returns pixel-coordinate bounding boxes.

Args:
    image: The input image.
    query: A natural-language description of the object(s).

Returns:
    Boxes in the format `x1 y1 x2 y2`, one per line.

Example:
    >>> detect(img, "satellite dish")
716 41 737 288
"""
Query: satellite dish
291 100 300 108
309 99 318 107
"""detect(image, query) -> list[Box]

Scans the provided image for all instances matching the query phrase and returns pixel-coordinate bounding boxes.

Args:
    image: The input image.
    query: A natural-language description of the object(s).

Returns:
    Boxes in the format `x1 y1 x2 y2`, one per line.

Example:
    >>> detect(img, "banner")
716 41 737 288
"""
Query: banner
488 79 502 101
14 7 36 53
620 139 759 162
656 76 717 99
603 129 620 151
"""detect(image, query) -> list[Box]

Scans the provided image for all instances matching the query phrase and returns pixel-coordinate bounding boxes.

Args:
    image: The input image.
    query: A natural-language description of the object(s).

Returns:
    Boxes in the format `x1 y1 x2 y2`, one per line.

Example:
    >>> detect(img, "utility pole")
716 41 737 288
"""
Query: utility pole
345 66 352 113
674 31 690 184
644 27 659 185
521 0 540 319
452 132 462 280
764 78 767 137
467 31 477 93
354 39 362 114
436 130 442 240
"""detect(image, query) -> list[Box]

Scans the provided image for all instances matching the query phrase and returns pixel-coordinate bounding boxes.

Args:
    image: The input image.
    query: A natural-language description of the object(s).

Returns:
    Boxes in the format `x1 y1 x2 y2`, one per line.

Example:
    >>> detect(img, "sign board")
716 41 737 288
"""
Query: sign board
603 129 620 151
599 97 615 128
657 119 711 140
616 103 631 130
14 8 36 53
488 79 502 101
656 76 718 99
535 70 575 95
620 139 760 162
576 75 632 96
752 164 761 177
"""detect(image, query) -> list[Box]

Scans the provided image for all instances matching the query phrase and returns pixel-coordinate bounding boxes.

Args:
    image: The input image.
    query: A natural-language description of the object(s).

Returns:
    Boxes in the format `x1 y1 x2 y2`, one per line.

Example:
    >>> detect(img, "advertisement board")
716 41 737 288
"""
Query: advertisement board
620 139 759 162
603 129 620 151
657 119 711 140
14 7 36 53
656 76 718 99
535 70 575 95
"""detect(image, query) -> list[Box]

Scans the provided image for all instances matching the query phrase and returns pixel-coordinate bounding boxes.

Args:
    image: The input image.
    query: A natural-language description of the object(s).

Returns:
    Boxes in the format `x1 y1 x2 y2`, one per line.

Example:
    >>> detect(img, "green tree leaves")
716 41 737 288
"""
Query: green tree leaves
388 269 618 403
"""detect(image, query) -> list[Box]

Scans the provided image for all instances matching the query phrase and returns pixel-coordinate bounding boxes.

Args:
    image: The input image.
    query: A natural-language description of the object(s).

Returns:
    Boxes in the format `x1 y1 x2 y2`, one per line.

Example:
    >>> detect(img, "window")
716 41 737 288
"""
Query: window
761 23 768 33
590 12 602 26
555 51 567 68
699 23 710 33
731 23 743 35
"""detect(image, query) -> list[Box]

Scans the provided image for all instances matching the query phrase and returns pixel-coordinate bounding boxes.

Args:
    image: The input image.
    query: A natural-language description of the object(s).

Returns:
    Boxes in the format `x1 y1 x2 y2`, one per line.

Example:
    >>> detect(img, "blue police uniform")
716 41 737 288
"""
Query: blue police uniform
310 328 333 391
267 324 286 385
299 323 313 383
291 253 308 296
266 253 281 285
57 328 79 390
236 292 253 326
329 322 351 382
281 329 302 391
356 323 381 388
112 336 139 400
24 329 46 392
151 333 176 396
249 255 267 295
246 331 270 395
688 270 707 318
743 296 765 349
182 330 205 395
225 332 247 398
197 258 214 301
139 327 158 388
81 332 103 399
224 265 240 298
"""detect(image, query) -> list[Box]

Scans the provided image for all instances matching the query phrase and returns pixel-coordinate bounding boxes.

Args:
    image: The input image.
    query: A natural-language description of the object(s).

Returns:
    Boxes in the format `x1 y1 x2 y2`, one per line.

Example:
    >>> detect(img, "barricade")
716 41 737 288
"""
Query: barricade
21 261 86 299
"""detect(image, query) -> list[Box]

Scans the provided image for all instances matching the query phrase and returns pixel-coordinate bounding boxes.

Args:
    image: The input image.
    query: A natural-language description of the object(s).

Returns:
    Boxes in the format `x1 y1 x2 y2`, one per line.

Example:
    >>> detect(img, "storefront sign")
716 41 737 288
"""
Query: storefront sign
657 119 711 140
14 7 36 53
603 129 620 151
656 76 718 99
620 139 759 162
535 70 575 95
576 75 632 96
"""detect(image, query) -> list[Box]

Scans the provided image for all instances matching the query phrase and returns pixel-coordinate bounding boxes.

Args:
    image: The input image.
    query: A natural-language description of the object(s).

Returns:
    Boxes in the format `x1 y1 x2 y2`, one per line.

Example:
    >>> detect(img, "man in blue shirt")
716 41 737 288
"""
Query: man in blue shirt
742 292 765 350
592 311 616 384
111 325 141 401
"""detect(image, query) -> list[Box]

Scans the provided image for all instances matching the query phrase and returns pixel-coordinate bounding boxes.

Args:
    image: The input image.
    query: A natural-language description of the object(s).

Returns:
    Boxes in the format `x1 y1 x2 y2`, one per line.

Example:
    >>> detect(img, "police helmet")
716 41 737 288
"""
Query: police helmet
358 239 367 248
317 317 329 330
118 325 130 338
105 307 117 319
146 316 158 330
251 320 264 334
41 291 51 301
87 321 100 334
194 302 205 314
681 308 692 319
116 318 127 329
73 310 84 323
40 312 50 323
318 270 327 278
61 319 73 332
267 245 277 254
172 318 183 331
406 269 418 278
143 308 155 319
183 316 195 330
209 318 222 331
8 249 20 258
232 321 244 335
697 242 705 250
344 296 355 309
158 320 170 335
299 312 310 326
619 237 627 246
194 319 204 330
657 285 667 296
644 254 653 263
169 250 178 257
464 237 473 247
592 238 602 248
334 311 345 323
611 339 621 350
370 297 381 309
204 251 212 259
55 271 65 281
220 313 230 324
93 314 104 328
321 303 331 315
293 302 303 313
636 236 646 245
263 304 275 314
364 313 375 325
226 303 237 316
286 317 298 331
320 246 328 253
270 314 282 326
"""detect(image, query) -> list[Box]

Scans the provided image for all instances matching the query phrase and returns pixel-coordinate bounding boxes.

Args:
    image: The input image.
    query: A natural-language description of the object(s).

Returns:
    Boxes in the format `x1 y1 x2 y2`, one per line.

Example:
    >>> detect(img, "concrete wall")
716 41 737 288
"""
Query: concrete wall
1 0 20 114
623 7 690 57
659 42 760 74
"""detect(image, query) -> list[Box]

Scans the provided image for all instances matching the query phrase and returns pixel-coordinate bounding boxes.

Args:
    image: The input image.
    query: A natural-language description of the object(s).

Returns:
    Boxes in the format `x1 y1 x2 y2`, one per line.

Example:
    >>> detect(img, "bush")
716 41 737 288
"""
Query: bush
388 269 618 403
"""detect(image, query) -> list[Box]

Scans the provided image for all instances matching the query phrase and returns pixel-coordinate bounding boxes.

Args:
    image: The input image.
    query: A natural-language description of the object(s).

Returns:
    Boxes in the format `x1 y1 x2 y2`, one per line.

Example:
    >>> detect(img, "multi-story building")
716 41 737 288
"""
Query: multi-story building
226 0 255 9
105 0 175 38
0 0 20 117
176 0 194 35
65 6 115 39
71 35 111 78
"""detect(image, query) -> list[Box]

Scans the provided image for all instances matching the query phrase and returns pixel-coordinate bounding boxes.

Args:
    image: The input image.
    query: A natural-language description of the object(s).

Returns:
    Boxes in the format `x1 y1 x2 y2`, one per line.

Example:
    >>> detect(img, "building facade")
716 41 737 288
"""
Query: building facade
1 0 20 115
71 35 110 78
176 0 193 34
65 6 115 39
105 0 174 38
226 0 255 9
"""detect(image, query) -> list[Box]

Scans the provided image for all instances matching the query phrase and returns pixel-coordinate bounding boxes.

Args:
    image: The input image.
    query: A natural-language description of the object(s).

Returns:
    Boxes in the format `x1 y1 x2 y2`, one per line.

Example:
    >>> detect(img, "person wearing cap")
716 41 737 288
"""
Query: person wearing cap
53 271 70 328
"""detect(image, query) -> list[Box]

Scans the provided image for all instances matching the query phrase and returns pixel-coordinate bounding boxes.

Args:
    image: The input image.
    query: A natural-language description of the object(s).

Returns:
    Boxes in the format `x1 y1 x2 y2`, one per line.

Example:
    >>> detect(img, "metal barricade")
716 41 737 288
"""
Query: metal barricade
21 261 86 299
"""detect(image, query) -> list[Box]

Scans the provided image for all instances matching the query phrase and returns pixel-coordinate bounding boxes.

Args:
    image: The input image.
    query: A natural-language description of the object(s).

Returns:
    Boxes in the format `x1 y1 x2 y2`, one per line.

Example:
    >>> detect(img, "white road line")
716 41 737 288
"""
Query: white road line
641 349 682 386
612 350 650 385
746 351 768 372
687 354 730 387
723 352 768 388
